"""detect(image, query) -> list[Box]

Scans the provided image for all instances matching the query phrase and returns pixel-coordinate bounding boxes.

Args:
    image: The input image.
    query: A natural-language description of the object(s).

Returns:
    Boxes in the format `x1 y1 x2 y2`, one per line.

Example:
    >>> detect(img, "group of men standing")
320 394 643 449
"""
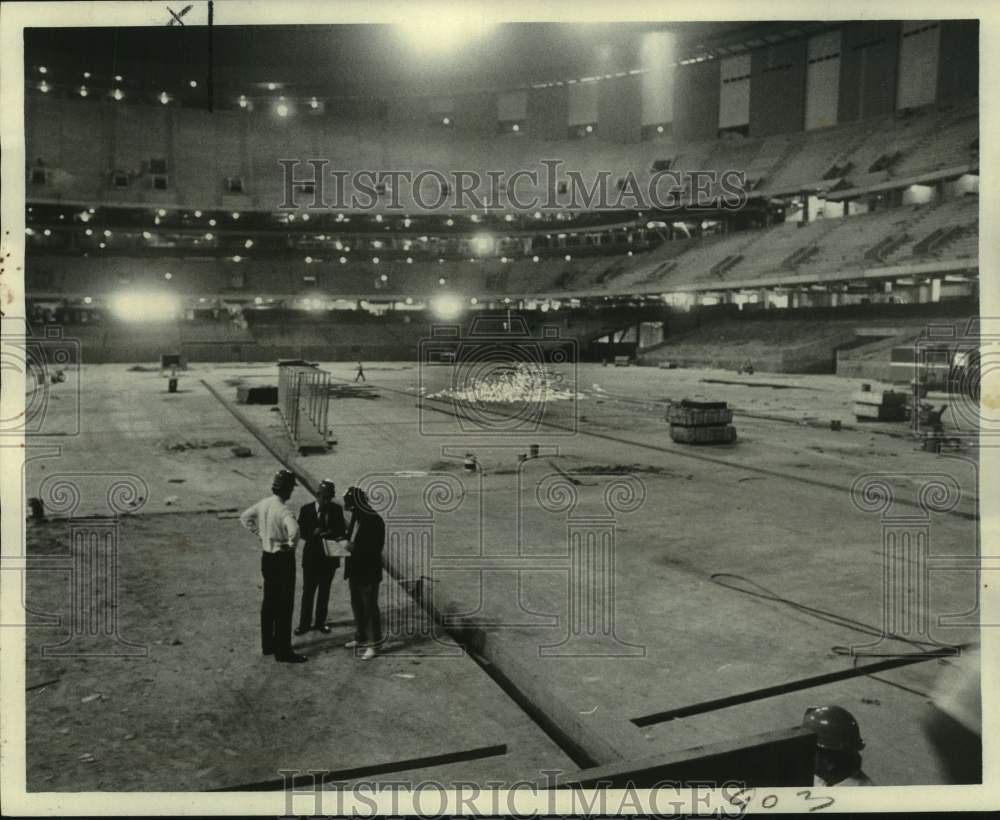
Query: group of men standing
239 469 386 663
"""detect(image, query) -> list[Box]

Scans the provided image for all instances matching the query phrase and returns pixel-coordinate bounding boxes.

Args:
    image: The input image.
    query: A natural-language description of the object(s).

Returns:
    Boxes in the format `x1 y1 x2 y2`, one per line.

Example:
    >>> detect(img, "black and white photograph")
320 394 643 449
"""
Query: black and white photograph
0 0 995 815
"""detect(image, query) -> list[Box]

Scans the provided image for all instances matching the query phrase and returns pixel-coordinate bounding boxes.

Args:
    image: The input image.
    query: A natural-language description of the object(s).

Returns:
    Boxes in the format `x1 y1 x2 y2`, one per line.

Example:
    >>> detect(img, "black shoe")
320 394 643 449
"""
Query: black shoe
293 626 311 636
275 652 308 664
318 625 332 634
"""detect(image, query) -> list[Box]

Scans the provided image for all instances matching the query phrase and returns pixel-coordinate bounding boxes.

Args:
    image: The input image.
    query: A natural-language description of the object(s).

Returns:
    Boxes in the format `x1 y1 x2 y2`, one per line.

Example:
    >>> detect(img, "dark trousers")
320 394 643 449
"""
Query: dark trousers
260 551 296 657
299 559 337 629
349 578 382 645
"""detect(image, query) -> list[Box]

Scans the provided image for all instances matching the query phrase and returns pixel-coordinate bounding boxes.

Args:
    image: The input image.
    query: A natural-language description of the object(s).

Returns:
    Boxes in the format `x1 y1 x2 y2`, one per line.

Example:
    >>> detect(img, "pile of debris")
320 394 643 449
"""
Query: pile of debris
666 399 737 445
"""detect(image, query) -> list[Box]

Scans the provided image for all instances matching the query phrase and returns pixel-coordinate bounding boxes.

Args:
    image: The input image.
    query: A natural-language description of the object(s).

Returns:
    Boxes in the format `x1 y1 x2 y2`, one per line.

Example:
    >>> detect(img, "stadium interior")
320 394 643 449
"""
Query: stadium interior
19 18 983 797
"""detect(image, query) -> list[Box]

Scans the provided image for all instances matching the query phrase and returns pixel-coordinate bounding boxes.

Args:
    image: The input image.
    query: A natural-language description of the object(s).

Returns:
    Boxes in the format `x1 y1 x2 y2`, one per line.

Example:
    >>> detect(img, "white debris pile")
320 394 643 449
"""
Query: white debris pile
428 363 582 404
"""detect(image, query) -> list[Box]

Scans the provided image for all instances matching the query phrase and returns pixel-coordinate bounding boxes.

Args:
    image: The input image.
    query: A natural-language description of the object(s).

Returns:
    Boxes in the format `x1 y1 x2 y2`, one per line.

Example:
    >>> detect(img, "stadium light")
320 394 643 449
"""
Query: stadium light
471 233 493 255
430 293 463 320
109 291 180 322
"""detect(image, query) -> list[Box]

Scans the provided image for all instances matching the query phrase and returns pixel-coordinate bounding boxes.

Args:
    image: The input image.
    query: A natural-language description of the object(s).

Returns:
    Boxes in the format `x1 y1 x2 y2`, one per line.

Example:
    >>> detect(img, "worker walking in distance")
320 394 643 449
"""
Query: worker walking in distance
802 705 873 786
343 486 385 660
295 479 346 636
354 360 366 382
239 469 308 664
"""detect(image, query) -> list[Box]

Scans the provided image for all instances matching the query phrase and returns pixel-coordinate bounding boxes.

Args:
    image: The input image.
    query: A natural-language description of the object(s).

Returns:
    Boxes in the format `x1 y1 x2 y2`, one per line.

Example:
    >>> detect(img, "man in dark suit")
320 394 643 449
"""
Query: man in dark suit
342 486 386 660
294 479 346 635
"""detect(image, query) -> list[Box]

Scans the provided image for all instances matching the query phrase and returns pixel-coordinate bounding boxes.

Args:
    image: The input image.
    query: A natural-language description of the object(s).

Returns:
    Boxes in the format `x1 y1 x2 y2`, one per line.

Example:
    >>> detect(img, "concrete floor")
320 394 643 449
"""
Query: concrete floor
24 361 981 788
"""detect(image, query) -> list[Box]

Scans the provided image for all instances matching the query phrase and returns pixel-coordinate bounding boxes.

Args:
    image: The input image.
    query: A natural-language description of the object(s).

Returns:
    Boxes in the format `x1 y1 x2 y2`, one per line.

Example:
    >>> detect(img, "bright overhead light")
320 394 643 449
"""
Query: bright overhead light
79 85 88 97
208 218 216 226
238 95 248 108
164 272 173 280
406 257 413 264
470 297 478 305
159 91 169 104
142 231 152 239
39 81 49 93
339 256 347 264
112 88 124 101
254 296 264 305
276 102 289 117
380 273 388 282
43 229 52 237
84 228 93 236
309 97 319 109
103 229 112 238
83 71 91 79
157 208 167 217
372 256 380 264
232 255 242 262
438 277 446 285
204 232 214 240
189 80 198 88
430 293 463 320
305 256 313 264
442 117 451 126
193 210 202 218
244 239 254 249
231 211 240 220
109 291 180 322
39 66 48 74
84 296 93 304
114 74 123 82
471 233 493 255
532 255 540 262
267 82 277 91
512 123 520 132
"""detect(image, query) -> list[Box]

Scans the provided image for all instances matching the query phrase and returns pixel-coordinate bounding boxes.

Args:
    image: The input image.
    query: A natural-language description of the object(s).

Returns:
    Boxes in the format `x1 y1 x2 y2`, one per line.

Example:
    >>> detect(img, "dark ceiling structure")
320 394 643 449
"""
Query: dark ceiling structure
24 21 835 103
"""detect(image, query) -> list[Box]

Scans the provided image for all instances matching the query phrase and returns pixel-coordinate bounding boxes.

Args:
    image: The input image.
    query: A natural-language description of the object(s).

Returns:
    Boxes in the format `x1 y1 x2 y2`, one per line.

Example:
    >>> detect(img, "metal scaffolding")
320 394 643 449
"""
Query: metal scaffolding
278 363 331 452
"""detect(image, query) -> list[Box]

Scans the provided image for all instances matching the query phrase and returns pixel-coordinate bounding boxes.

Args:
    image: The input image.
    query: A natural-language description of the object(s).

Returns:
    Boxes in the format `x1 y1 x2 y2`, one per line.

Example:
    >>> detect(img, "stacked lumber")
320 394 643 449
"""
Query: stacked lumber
667 399 738 444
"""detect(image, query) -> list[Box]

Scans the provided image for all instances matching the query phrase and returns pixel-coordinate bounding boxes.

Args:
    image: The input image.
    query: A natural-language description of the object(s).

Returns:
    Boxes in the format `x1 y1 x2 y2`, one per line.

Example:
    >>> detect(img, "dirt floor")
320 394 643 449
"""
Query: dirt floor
23 360 982 790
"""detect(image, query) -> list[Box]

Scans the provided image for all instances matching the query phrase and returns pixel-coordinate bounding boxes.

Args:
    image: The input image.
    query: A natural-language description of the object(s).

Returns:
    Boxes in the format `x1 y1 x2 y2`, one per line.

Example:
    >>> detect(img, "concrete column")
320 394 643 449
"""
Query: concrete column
757 288 770 309
931 278 942 303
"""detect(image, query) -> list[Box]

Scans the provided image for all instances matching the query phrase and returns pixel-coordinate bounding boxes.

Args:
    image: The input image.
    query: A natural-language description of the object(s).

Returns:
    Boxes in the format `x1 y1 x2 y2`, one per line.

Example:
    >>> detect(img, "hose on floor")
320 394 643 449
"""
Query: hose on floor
709 572 959 661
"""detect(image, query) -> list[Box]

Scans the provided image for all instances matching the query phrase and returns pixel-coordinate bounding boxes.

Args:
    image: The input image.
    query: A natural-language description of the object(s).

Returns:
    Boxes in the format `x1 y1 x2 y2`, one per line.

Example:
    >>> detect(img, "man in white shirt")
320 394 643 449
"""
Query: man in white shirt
239 469 307 664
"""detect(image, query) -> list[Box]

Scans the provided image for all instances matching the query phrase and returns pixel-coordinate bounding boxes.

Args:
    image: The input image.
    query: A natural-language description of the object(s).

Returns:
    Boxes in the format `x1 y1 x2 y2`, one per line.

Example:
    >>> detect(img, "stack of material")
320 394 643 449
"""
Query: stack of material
852 384 908 421
667 399 737 444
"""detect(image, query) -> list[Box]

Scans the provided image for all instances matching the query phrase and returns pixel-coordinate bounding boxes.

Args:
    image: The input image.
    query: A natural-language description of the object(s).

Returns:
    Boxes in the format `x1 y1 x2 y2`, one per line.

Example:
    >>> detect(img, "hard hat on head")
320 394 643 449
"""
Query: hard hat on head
802 705 865 752
271 468 297 495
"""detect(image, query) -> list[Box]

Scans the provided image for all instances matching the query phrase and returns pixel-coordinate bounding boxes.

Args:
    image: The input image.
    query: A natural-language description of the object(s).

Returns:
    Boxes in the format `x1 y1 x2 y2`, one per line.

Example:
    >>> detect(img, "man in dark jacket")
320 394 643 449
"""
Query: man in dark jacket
295 479 347 635
342 486 385 660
